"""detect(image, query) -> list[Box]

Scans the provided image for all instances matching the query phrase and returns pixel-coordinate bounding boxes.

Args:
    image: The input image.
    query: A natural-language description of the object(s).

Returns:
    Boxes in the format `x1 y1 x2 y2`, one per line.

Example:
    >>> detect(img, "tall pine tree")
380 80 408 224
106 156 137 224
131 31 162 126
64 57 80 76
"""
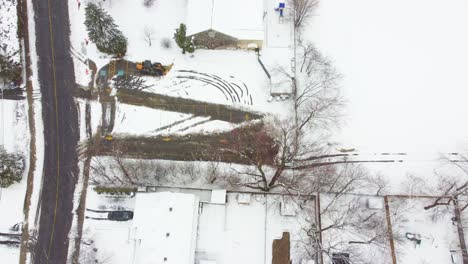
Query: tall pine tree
0 147 24 188
85 3 127 56
0 53 21 83
174 23 194 54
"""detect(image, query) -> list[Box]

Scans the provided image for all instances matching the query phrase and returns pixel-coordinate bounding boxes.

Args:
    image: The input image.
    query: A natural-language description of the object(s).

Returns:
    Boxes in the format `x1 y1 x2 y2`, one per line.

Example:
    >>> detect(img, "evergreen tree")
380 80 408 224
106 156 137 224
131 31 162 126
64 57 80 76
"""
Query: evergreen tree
84 3 127 56
173 23 194 54
0 53 21 84
0 147 25 188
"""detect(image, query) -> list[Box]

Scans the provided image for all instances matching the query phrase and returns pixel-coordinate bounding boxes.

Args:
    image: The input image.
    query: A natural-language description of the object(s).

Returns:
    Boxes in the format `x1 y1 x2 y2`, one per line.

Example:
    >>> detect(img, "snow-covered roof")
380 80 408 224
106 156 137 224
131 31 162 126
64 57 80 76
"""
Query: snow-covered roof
187 0 264 40
131 192 200 264
210 189 226 204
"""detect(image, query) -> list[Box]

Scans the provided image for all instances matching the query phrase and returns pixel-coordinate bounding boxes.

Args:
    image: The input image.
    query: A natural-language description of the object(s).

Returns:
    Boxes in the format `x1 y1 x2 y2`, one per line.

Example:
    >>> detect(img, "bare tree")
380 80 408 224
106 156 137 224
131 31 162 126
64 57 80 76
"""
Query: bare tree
293 164 397 264
143 26 155 47
224 44 343 192
421 155 468 263
295 42 342 127
423 155 468 211
90 155 162 186
289 0 319 29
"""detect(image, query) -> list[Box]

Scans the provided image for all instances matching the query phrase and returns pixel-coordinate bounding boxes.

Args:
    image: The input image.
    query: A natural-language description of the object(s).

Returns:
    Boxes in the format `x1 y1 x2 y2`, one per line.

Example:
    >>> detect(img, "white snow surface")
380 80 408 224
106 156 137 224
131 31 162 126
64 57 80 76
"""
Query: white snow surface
0 101 29 262
26 0 45 234
131 192 200 264
306 0 468 154
81 189 137 264
112 103 236 136
302 0 468 194
390 197 461 264
196 192 313 264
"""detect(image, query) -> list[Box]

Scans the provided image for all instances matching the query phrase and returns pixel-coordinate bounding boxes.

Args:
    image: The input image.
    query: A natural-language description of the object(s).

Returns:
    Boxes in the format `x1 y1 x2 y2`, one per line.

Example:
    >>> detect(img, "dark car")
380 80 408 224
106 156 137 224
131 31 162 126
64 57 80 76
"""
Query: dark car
107 211 134 221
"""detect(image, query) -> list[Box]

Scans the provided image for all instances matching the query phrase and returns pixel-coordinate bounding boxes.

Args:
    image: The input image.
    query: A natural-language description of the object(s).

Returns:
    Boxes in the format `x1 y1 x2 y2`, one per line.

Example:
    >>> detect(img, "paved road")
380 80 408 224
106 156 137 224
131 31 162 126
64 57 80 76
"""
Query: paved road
32 0 79 263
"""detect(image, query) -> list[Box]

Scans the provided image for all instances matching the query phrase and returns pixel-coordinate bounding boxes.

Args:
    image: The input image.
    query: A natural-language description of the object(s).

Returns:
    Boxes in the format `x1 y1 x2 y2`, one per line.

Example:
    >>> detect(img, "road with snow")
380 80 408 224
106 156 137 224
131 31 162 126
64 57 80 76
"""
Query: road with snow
32 0 79 263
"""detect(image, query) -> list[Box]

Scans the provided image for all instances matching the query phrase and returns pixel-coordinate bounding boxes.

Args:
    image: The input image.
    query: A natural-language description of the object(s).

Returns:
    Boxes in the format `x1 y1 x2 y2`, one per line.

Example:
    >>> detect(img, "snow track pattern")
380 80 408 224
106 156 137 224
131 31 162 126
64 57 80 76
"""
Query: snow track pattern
171 70 253 105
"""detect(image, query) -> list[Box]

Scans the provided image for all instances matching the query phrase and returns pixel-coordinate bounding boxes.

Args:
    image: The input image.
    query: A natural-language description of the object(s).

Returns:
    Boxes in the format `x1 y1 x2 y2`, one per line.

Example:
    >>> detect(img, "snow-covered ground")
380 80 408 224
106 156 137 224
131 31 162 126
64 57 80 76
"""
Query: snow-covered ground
304 0 468 192
80 190 136 264
307 0 468 153
389 197 461 264
112 103 237 136
320 194 393 264
319 194 463 264
66 0 468 262
0 100 29 262
69 0 293 116
25 0 45 235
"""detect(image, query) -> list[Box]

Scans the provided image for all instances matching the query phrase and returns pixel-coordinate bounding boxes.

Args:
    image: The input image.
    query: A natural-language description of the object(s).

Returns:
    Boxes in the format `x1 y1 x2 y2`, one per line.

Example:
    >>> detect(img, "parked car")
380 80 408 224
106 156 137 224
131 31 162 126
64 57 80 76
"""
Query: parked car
107 211 134 221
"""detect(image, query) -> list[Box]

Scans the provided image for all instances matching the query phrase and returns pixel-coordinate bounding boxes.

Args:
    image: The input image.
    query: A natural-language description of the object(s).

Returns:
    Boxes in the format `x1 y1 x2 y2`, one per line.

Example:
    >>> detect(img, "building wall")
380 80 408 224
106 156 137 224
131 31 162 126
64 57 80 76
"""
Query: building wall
192 30 238 49
192 30 263 50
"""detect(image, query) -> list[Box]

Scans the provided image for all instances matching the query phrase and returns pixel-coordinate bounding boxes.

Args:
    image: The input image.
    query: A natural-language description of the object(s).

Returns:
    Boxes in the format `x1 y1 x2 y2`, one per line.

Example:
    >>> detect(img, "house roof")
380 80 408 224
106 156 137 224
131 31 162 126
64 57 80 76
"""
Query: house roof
187 0 264 40
131 192 200 264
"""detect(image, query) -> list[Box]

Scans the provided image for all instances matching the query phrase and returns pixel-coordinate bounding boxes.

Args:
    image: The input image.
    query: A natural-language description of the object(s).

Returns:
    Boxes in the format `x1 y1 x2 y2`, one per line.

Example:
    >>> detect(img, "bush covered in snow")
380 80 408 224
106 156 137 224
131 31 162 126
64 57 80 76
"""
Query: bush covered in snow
84 3 127 56
143 0 156 7
0 53 21 84
0 146 25 188
160 38 172 49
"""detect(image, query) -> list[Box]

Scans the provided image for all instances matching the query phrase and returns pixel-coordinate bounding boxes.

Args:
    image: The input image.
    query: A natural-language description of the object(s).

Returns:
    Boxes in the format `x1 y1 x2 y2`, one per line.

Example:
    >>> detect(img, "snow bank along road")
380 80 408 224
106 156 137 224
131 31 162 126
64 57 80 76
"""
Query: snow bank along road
32 0 79 263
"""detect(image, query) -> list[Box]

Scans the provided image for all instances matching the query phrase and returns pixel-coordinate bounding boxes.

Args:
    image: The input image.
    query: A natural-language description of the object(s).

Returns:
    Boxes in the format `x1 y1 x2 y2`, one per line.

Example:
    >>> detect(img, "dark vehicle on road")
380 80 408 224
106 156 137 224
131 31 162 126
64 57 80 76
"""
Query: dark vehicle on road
108 211 134 221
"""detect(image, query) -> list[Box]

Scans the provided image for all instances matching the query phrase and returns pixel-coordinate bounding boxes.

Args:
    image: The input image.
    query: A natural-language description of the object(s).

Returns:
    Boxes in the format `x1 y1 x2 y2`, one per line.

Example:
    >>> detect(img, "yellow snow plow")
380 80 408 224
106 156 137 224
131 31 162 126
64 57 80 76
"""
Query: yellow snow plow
136 60 173 76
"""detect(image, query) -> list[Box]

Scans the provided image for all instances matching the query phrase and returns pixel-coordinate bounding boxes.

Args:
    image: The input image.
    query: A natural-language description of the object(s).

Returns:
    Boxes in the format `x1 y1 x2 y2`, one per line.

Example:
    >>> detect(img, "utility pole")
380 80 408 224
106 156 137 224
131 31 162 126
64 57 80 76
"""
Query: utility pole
454 197 468 264
0 80 3 201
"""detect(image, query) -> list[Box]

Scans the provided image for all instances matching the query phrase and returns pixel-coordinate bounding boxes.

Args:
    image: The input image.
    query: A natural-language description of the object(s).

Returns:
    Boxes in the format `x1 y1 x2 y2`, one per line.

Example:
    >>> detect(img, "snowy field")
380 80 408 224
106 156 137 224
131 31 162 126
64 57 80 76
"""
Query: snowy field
306 0 468 191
